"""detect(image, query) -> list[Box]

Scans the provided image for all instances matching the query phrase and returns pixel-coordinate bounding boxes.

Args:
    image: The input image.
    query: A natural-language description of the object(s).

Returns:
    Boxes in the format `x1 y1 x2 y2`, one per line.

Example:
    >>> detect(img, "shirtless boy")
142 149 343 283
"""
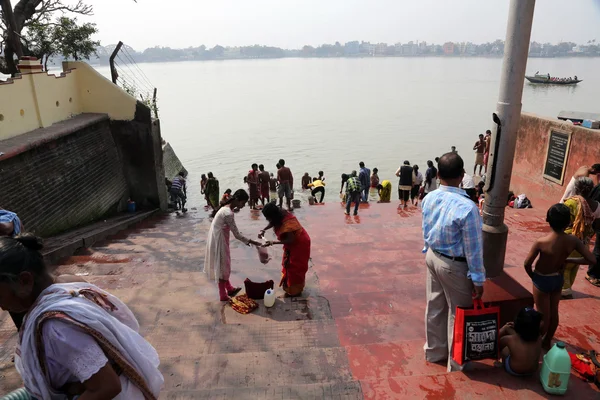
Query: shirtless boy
523 203 596 349
499 308 543 376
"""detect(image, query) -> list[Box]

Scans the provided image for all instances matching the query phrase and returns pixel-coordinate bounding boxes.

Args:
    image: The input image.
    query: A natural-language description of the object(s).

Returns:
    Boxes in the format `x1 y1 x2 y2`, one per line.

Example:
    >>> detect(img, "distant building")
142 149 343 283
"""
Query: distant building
401 43 411 55
360 42 376 55
465 42 476 55
394 42 402 55
443 42 455 55
375 43 388 55
345 41 360 55
403 41 417 56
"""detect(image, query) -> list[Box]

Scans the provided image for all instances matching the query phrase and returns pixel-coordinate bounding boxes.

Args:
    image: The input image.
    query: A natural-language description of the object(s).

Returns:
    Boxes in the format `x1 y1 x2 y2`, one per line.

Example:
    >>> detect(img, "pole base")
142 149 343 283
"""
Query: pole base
483 223 509 278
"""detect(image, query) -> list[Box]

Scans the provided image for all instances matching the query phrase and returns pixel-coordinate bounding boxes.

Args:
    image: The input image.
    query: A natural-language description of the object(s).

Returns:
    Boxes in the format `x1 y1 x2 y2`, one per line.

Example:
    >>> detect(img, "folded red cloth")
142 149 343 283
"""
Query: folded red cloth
569 352 596 381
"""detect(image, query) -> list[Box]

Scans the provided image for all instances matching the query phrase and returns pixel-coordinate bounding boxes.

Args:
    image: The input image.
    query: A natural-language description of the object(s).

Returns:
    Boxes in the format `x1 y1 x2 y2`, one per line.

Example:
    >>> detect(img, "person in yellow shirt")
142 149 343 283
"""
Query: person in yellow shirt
308 178 326 203
377 180 392 203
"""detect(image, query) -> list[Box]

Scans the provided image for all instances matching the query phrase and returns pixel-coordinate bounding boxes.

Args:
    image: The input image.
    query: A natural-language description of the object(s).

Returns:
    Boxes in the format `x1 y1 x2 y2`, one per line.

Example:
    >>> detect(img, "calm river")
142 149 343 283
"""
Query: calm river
94 57 599 203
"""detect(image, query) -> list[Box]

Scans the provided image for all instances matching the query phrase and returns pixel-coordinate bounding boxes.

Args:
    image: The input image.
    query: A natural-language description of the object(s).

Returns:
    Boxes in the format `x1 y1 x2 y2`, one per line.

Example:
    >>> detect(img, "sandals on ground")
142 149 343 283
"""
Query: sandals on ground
585 275 600 288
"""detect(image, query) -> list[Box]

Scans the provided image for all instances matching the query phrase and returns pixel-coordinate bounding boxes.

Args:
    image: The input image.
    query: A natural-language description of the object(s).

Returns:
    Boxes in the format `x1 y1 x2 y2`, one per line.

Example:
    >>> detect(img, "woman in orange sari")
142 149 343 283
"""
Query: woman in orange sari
260 203 311 296
562 177 600 297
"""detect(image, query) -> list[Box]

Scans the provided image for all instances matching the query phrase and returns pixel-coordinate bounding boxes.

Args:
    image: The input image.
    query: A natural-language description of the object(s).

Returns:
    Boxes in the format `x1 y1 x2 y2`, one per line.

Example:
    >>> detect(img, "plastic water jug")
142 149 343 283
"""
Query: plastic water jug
264 289 276 308
540 342 571 395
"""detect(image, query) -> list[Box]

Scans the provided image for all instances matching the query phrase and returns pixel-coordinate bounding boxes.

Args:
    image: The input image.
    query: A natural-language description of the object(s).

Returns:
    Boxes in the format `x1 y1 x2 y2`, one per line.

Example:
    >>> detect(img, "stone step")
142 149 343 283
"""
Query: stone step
160 347 354 392
160 380 363 400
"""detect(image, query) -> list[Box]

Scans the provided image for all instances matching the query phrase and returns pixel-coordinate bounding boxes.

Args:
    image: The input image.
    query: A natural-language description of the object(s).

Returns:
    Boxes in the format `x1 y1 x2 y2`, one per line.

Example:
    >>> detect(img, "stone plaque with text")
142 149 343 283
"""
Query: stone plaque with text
543 130 572 185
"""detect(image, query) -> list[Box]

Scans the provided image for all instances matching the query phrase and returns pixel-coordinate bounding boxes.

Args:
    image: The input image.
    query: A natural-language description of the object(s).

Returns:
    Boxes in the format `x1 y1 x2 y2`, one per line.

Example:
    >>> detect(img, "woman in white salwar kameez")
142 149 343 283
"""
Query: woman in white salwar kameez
0 234 163 400
204 189 261 301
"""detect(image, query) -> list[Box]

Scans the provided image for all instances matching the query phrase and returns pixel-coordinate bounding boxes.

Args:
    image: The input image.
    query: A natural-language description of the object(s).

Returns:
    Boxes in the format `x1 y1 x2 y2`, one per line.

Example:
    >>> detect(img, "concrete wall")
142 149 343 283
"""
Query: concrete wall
510 113 600 209
110 103 167 210
0 60 135 141
163 142 188 180
64 61 136 121
0 114 128 237
0 58 171 237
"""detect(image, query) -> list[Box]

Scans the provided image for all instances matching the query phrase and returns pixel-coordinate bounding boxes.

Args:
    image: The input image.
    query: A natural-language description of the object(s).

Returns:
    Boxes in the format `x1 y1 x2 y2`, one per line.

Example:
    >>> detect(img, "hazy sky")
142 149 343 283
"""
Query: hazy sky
84 0 600 50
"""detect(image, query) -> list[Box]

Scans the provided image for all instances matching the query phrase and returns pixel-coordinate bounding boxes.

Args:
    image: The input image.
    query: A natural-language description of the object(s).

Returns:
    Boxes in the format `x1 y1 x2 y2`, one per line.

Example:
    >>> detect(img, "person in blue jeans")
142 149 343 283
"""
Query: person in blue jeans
358 162 371 202
345 171 363 216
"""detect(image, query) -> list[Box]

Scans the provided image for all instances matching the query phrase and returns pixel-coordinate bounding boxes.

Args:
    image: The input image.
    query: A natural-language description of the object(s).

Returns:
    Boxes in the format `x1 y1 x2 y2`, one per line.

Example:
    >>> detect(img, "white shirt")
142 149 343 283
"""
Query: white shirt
560 177 577 203
461 174 475 189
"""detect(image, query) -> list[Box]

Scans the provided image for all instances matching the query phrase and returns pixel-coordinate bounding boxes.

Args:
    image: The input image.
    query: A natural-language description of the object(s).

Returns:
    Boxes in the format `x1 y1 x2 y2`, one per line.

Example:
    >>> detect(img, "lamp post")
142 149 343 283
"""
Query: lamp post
482 0 536 277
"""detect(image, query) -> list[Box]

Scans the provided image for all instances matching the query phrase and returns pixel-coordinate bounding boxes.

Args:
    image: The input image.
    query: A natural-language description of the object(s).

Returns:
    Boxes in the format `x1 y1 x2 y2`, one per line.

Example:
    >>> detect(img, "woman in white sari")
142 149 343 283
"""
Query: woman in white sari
204 189 261 301
0 234 163 400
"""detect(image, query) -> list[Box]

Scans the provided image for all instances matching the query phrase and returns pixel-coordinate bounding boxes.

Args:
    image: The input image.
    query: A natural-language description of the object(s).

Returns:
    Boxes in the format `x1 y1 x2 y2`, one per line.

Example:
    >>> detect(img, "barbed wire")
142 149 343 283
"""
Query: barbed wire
121 46 154 90
111 42 158 117
114 56 153 94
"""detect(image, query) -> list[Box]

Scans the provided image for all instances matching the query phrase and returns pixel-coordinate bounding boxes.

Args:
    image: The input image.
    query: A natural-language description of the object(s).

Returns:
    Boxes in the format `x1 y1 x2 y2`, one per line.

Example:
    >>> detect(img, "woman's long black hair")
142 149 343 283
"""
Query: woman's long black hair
262 202 284 227
0 234 45 284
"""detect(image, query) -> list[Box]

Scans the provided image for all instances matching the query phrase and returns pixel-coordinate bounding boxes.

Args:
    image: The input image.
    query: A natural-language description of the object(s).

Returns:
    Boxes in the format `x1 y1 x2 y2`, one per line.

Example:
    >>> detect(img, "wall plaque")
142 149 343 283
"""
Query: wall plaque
543 130 572 185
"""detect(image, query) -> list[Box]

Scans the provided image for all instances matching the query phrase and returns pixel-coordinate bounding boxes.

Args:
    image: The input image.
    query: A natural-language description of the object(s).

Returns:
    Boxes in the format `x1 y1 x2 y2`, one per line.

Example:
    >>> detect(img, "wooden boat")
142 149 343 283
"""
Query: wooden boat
525 75 582 85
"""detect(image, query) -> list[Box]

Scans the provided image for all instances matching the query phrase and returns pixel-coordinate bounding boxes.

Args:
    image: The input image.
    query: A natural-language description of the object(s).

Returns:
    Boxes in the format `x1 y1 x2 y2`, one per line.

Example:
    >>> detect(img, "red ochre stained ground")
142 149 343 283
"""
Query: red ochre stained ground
1 199 600 399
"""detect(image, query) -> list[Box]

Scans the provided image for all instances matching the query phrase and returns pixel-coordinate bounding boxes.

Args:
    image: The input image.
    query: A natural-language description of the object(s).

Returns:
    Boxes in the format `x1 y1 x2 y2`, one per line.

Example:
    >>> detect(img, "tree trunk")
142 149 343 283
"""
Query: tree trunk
3 45 19 76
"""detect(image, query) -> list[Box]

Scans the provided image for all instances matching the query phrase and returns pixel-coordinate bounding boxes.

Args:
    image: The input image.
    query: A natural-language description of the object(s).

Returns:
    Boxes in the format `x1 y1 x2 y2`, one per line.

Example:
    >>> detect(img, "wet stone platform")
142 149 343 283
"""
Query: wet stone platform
1 201 600 399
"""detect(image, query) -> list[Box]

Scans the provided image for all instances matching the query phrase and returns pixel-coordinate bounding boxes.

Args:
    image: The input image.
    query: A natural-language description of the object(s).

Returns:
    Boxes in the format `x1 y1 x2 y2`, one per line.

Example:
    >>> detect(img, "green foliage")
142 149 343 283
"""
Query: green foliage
23 16 99 67
53 16 99 61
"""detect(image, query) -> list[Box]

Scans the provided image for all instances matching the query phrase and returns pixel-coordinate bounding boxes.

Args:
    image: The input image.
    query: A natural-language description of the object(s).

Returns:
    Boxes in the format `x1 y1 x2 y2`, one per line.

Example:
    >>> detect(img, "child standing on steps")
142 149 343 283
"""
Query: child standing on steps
523 203 596 349
203 189 261 301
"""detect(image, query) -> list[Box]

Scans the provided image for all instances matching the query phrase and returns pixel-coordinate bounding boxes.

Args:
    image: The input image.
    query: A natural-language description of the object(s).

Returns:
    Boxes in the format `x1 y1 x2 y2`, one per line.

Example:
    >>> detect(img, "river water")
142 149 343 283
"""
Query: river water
95 57 599 204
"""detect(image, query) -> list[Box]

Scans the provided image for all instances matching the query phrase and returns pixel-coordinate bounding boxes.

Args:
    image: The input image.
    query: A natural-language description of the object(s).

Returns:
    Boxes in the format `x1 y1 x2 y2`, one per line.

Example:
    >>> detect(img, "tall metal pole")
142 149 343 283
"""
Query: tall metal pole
482 0 536 277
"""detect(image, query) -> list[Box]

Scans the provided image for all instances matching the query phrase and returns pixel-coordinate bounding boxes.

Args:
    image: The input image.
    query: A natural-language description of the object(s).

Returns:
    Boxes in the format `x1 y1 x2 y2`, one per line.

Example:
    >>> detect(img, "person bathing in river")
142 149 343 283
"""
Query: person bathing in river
371 168 380 188
247 163 260 210
258 164 271 206
204 189 261 301
411 165 423 206
220 189 232 206
524 203 595 349
200 174 209 209
423 160 438 198
205 172 220 214
473 134 486 176
0 234 164 399
301 173 311 190
317 170 325 182
484 130 492 173
396 161 413 208
359 162 371 203
377 180 392 203
277 159 294 211
307 177 326 204
260 203 311 297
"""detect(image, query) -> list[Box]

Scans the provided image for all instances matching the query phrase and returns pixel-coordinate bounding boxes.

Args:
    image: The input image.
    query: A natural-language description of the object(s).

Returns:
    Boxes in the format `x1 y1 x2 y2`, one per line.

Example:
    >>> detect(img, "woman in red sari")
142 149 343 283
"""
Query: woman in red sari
260 203 311 296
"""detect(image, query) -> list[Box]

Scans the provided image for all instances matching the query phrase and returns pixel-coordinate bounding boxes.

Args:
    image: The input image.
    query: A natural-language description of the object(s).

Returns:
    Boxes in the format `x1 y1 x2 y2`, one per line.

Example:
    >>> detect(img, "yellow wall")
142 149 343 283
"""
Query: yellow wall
0 77 40 138
0 61 137 141
64 61 136 121
32 71 82 128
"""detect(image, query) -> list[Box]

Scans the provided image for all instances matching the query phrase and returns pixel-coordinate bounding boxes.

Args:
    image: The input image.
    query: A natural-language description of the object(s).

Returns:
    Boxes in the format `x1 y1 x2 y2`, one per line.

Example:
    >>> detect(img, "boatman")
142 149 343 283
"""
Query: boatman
421 152 485 372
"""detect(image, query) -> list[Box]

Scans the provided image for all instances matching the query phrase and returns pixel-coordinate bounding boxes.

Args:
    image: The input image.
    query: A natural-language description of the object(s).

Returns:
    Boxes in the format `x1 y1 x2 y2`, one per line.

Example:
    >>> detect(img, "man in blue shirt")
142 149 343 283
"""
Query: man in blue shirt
358 162 371 203
421 152 485 371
